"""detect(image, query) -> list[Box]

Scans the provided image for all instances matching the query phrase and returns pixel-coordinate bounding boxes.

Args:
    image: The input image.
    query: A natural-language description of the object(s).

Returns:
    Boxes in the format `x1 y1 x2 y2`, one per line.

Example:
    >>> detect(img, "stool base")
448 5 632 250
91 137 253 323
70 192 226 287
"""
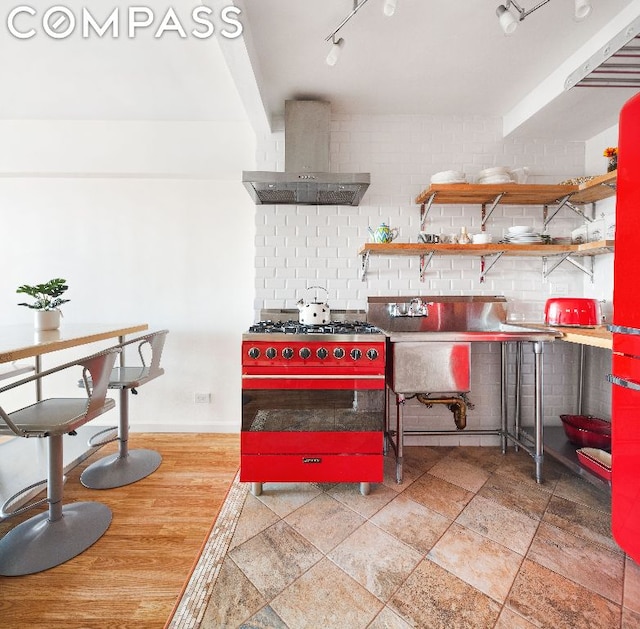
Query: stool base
0 501 112 576
81 449 162 489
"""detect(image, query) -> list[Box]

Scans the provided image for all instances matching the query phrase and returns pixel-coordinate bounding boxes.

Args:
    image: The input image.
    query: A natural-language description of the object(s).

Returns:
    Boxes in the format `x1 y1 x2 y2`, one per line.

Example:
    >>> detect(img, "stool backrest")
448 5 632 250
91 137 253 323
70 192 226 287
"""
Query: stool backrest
80 349 121 421
119 329 168 381
139 330 167 379
0 347 121 436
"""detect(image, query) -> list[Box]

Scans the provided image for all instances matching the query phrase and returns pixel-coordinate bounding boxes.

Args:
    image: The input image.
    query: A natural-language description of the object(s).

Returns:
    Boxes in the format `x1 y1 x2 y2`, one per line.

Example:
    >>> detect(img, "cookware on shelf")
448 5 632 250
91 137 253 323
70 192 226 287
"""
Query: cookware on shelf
560 414 611 449
576 447 612 481
368 223 399 243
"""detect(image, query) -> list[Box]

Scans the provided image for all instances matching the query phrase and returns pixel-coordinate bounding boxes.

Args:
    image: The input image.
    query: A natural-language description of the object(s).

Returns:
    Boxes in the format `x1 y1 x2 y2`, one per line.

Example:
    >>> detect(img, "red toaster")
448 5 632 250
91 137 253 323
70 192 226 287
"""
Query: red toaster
544 298 600 327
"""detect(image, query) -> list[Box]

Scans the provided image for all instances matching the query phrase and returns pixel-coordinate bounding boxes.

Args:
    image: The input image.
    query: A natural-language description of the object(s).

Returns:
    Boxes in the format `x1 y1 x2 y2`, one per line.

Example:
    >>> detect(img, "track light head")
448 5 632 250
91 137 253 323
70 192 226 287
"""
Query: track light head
383 0 397 17
326 37 344 66
574 0 592 21
496 4 518 35
496 0 592 33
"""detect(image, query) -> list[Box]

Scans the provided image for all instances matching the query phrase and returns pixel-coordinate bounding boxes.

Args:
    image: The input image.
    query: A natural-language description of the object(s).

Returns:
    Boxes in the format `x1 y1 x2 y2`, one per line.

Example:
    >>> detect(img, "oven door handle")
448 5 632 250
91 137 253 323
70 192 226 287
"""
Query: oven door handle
608 373 640 391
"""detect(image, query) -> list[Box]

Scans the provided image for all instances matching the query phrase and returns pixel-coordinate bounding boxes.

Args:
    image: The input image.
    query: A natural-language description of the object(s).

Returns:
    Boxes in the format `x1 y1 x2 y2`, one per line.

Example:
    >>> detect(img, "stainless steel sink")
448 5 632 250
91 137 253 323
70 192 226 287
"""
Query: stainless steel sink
367 295 559 395
367 295 557 486
385 324 560 343
367 295 560 343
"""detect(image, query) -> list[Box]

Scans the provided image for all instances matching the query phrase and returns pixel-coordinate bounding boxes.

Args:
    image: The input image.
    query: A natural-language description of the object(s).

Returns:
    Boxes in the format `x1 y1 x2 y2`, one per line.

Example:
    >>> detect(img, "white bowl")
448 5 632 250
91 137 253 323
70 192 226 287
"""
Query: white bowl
477 166 510 179
477 175 513 185
472 234 492 244
431 170 466 184
508 225 534 235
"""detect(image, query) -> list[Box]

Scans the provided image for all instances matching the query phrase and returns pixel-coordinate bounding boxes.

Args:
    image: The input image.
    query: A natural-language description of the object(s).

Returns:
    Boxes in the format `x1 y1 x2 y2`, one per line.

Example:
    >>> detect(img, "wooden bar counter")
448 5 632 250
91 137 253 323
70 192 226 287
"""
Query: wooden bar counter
523 323 612 349
0 322 148 518
0 323 148 364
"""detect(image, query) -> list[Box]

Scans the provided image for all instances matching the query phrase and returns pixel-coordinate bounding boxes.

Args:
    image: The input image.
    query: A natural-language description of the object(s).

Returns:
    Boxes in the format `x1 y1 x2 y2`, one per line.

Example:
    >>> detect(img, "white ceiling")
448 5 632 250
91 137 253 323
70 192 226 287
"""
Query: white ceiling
231 0 640 140
0 1 247 122
0 0 638 143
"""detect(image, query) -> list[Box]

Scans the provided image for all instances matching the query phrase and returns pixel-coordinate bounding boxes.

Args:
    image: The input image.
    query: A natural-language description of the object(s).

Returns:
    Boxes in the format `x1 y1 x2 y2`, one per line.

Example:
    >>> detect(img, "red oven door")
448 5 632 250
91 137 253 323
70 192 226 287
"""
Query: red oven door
240 388 385 484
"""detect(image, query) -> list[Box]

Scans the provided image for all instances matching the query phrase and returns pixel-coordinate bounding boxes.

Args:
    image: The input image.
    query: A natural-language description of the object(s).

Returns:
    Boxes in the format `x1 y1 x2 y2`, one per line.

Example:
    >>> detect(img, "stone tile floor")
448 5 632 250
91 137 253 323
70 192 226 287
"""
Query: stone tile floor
193 447 640 628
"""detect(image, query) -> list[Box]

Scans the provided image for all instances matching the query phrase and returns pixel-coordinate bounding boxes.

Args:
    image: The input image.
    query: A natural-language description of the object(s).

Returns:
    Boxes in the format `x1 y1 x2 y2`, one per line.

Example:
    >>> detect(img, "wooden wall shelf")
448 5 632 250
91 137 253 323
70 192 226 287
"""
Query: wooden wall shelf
358 241 614 282
360 172 616 282
415 171 616 207
572 171 617 205
358 240 614 258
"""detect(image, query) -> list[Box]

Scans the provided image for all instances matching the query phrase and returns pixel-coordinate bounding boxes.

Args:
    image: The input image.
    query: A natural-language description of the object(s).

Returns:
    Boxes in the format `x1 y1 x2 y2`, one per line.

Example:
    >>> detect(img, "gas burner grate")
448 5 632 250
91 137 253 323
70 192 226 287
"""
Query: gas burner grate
247 320 382 335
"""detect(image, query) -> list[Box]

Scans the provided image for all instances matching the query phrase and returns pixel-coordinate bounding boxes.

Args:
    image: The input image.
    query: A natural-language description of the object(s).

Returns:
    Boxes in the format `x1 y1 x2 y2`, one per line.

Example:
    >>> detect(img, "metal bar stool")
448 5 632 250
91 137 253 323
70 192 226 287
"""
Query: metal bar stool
80 330 168 490
0 348 120 576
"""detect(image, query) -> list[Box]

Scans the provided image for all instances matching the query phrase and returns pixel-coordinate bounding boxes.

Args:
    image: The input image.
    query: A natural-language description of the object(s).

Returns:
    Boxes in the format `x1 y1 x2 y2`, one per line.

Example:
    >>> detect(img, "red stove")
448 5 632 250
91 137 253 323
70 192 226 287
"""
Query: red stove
241 319 386 496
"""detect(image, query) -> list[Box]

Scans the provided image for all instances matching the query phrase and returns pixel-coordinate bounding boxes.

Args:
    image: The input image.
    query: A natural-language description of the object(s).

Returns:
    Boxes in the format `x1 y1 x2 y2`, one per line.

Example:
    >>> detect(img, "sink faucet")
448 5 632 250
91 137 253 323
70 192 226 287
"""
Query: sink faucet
409 298 429 317
389 299 431 317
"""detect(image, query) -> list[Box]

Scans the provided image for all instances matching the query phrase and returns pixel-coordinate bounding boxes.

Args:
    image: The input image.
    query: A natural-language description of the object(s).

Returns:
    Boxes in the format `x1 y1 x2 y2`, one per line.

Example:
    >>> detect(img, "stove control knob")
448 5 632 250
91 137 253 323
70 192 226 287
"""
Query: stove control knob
282 347 294 360
248 347 260 359
333 347 345 359
299 347 311 360
266 347 277 360
366 348 379 361
350 348 362 360
317 347 328 360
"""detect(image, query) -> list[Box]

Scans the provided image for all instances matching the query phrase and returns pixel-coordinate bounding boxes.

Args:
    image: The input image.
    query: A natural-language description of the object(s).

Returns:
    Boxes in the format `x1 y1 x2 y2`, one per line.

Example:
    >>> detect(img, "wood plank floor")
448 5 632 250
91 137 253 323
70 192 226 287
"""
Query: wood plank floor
0 433 240 629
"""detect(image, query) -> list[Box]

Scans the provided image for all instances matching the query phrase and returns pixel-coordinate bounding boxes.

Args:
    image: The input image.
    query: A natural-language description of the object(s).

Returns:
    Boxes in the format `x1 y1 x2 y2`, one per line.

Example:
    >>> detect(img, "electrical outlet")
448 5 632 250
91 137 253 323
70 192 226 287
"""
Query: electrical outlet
194 393 211 404
549 283 569 295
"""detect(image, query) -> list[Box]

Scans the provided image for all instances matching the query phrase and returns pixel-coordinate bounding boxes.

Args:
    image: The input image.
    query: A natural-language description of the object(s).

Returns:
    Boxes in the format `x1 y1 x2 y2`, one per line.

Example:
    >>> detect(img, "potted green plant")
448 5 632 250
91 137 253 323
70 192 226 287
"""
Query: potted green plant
17 278 70 331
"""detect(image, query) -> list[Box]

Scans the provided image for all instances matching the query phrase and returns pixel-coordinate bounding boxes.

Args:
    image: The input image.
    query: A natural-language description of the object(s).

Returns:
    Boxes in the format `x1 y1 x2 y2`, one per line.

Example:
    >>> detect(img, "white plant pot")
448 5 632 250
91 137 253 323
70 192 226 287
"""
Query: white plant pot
34 309 61 331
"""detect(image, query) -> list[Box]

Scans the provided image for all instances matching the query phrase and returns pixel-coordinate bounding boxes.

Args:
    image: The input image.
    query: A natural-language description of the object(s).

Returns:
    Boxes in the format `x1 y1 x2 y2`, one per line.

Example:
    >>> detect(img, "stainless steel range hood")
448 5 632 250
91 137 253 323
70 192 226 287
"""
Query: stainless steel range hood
243 100 370 206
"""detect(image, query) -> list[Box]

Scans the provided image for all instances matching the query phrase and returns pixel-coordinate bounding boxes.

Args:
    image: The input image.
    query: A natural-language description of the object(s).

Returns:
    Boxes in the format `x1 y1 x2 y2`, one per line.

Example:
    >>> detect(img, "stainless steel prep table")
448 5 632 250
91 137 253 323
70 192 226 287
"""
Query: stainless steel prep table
382 326 561 485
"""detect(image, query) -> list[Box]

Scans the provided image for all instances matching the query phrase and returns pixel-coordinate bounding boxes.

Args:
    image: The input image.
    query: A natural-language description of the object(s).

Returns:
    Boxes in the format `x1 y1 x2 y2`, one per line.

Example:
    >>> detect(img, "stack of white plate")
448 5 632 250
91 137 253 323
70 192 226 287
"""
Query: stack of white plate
431 170 467 184
505 225 543 243
476 166 513 185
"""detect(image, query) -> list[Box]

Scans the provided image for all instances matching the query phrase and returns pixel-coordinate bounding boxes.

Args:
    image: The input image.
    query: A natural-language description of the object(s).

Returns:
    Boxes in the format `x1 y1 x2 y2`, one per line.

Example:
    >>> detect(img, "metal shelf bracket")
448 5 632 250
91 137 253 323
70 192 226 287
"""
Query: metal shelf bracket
481 193 505 227
544 194 594 226
419 252 434 282
543 194 572 226
479 251 505 282
542 253 571 277
566 255 595 282
565 200 595 223
359 250 370 281
542 254 595 281
420 192 437 229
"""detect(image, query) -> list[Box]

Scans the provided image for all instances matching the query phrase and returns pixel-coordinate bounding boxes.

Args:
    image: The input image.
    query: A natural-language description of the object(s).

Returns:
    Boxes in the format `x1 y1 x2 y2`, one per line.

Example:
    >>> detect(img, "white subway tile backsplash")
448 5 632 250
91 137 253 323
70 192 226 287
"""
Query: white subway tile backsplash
255 246 277 259
250 111 612 440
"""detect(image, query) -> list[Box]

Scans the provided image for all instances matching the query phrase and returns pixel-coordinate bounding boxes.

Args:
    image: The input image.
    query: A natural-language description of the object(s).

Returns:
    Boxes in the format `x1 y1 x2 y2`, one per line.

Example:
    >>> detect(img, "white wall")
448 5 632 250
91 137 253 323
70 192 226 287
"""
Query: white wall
252 112 614 443
579 122 620 421
1 120 256 432
584 121 618 301
255 113 594 317
0 14 259 432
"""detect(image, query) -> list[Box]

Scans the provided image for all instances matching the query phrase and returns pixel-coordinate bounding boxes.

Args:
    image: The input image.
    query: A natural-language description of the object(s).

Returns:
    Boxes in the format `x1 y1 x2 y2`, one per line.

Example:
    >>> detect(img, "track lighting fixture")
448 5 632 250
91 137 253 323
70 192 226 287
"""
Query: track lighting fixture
496 0 592 35
574 0 592 20
326 36 344 67
496 5 518 35
383 0 397 17
325 0 396 65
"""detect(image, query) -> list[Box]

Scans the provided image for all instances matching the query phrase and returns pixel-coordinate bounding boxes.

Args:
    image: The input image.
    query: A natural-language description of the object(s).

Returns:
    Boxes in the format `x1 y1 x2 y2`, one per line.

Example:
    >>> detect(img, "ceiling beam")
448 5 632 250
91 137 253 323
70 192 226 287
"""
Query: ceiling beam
503 0 640 138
